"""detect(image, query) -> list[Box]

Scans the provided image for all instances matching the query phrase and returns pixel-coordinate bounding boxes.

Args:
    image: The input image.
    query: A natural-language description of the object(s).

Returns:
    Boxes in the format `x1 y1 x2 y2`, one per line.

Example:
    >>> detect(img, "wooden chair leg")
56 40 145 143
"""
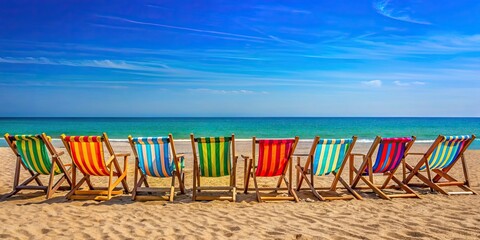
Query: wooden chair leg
337 175 362 200
169 174 175 202
244 159 253 193
252 172 261 202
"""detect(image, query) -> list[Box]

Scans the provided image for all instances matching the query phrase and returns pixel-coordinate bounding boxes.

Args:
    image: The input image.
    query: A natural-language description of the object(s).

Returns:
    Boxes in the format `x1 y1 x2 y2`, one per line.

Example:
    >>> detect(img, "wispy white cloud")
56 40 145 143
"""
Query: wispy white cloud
362 80 382 87
373 0 431 25
96 15 276 43
394 81 426 86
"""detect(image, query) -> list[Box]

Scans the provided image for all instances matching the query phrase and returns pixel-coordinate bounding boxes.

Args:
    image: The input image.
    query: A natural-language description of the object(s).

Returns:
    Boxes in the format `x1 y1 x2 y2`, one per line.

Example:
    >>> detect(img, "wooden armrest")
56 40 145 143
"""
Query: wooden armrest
115 153 131 157
176 154 185 158
54 151 65 157
241 155 250 160
407 152 425 155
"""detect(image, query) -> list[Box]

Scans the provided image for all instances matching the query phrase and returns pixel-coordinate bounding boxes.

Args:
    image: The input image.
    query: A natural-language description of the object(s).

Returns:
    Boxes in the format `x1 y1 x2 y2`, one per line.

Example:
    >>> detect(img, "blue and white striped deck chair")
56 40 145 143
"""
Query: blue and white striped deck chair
128 134 185 201
296 136 362 201
404 135 477 195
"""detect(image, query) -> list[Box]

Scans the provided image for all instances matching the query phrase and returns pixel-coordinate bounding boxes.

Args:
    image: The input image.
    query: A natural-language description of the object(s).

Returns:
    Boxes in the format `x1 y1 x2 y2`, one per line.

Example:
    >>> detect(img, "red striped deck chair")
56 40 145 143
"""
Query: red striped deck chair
61 133 129 201
190 134 237 201
403 135 477 195
296 136 362 201
350 136 420 200
243 137 299 202
3 133 72 199
128 134 185 201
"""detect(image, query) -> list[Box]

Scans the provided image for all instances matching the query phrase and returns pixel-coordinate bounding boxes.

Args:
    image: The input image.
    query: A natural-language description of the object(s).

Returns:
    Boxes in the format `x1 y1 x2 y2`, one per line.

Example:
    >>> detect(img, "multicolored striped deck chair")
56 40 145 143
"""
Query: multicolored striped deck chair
190 134 237 201
296 137 361 201
243 137 299 202
403 135 477 195
350 136 420 200
61 133 129 201
128 134 185 201
3 133 72 199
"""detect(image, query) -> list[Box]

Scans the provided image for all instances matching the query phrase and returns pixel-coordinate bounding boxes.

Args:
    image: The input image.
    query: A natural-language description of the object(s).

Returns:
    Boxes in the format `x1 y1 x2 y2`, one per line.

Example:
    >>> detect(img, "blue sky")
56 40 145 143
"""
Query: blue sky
0 0 479 117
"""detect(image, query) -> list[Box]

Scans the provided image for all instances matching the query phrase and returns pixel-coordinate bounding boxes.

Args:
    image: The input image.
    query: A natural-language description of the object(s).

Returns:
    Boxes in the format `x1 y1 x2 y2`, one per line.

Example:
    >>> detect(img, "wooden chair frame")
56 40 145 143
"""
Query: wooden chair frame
191 134 237 201
296 136 361 201
403 135 477 195
61 133 130 201
128 134 185 201
243 137 299 202
2 133 72 200
350 136 420 200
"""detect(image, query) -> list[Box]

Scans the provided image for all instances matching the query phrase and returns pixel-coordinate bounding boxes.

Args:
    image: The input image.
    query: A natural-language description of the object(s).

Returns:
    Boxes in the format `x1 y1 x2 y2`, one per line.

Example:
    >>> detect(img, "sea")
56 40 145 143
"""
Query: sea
0 117 479 148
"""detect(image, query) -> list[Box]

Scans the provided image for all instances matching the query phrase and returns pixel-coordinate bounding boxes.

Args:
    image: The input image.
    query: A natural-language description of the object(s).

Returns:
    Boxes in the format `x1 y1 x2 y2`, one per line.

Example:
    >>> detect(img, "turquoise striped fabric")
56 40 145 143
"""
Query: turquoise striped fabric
132 137 175 177
312 139 352 176
420 135 471 170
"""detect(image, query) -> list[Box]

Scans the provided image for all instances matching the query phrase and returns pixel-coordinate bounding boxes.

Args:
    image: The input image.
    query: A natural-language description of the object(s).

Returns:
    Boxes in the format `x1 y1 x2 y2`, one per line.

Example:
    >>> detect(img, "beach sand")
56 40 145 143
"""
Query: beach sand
1 141 479 239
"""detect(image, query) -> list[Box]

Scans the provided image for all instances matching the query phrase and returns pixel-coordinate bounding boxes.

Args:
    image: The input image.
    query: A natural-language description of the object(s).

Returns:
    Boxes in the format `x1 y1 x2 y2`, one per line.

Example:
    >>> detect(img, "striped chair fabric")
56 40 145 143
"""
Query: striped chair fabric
62 136 109 176
370 137 412 173
131 137 175 177
420 135 472 170
256 139 295 177
196 137 232 177
312 139 352 176
10 135 61 175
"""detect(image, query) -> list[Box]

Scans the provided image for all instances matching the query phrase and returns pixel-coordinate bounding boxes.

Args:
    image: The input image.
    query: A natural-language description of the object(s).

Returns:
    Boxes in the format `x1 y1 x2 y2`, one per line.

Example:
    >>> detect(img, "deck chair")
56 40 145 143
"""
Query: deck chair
61 133 129 200
128 134 185 201
243 137 299 202
350 136 420 200
296 137 362 201
3 133 72 199
403 135 477 195
190 134 237 201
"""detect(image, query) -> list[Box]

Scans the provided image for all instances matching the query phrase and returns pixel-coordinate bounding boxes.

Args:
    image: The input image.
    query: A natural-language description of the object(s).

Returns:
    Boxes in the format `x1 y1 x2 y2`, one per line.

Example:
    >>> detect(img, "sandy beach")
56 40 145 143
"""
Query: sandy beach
0 140 479 239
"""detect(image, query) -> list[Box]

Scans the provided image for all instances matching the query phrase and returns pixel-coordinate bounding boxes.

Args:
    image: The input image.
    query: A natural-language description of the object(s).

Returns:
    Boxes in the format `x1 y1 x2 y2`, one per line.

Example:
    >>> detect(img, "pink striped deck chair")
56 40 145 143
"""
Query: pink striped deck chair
350 136 420 200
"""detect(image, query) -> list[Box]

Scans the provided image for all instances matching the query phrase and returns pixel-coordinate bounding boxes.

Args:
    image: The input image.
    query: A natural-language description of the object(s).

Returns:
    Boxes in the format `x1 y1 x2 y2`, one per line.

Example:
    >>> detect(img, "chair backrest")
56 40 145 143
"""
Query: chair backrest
130 137 174 177
62 135 109 176
422 135 473 170
5 134 61 175
195 136 233 177
255 139 297 177
370 137 414 174
311 138 353 176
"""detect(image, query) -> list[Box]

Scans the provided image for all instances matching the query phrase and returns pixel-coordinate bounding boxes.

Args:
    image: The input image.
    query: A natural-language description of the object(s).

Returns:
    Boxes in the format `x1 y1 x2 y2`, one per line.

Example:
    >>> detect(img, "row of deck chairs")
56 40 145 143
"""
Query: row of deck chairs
2 133 477 202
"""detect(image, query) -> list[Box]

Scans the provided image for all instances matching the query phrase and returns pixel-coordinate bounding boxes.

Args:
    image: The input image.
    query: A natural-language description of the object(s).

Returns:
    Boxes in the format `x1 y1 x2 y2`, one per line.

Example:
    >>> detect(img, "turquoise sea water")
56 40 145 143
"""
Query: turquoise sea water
0 117 479 148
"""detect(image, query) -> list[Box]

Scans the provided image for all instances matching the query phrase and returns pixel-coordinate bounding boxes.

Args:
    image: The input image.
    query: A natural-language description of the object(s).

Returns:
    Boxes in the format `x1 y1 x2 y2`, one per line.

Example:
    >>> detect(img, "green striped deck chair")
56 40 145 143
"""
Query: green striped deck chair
3 133 72 199
404 135 477 195
128 134 185 201
296 136 362 201
190 134 237 201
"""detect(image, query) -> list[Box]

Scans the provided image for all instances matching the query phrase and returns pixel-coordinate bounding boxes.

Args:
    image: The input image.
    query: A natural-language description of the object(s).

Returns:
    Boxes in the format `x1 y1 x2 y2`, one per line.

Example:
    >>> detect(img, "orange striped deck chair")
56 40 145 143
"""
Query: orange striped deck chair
3 133 72 199
350 136 420 200
403 135 477 195
61 133 129 201
190 134 237 201
243 137 299 202
296 136 362 201
128 134 185 201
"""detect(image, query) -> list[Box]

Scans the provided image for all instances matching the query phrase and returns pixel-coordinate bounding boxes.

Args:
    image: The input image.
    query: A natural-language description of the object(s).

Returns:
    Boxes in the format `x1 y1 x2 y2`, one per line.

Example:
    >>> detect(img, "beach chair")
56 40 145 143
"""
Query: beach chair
3 133 72 199
350 136 420 200
243 137 299 202
128 134 185 201
190 134 237 201
296 137 361 201
61 133 129 200
403 135 477 195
